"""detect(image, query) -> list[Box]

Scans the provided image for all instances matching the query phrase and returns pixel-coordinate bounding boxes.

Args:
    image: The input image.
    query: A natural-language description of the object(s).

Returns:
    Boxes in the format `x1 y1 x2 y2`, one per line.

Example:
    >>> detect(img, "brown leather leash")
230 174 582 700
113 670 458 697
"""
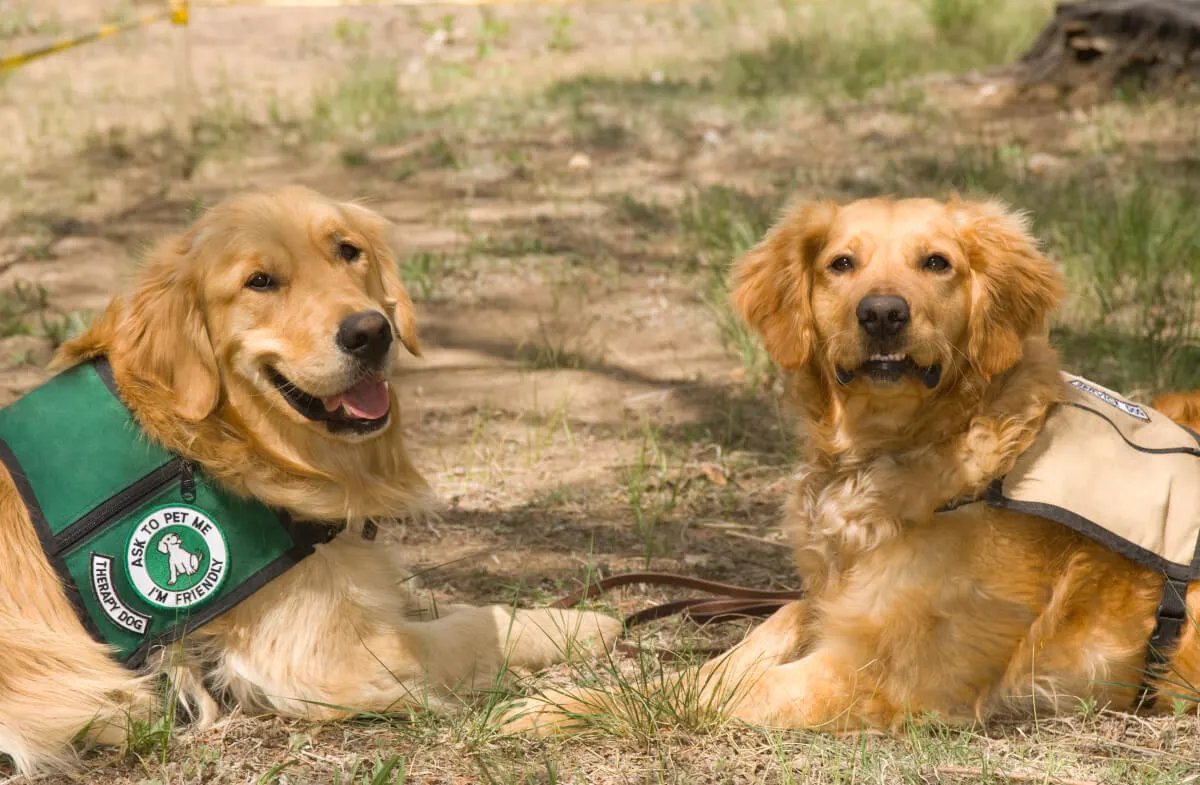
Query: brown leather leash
550 571 805 630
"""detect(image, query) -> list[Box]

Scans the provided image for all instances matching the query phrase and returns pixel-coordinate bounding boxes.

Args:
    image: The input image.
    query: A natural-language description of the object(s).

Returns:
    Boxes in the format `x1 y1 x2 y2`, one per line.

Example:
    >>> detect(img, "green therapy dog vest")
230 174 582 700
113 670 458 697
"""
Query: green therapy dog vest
0 359 340 669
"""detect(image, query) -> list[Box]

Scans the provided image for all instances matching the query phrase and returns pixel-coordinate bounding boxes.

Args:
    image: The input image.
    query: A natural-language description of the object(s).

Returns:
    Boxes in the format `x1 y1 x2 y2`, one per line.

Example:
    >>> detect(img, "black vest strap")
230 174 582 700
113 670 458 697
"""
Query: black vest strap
1136 576 1191 710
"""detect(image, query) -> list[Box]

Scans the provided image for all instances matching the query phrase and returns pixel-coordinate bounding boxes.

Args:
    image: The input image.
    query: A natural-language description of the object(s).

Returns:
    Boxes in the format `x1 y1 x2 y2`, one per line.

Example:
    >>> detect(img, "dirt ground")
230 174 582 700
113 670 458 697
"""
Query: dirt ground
1 0 1199 783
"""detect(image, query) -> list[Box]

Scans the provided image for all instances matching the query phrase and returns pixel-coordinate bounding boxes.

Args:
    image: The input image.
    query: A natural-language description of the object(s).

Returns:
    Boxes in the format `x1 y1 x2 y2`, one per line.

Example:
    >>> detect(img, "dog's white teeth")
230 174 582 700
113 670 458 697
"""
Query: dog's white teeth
869 353 906 362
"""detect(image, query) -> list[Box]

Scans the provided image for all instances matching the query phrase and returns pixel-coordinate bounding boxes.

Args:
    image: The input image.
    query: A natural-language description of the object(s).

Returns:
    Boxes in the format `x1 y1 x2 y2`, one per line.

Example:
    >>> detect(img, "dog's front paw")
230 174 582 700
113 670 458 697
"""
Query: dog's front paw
496 691 597 738
504 608 622 670
561 609 623 656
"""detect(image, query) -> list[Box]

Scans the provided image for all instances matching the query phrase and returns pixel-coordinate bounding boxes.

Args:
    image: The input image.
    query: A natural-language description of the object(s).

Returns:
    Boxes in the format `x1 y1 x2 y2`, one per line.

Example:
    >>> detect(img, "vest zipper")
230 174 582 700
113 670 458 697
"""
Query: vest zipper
53 459 185 554
180 460 197 502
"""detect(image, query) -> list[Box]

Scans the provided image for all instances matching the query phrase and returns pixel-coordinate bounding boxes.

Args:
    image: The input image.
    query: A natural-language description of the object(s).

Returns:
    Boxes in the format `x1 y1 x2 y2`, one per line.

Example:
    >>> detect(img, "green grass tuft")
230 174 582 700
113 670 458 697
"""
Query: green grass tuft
922 0 993 39
312 59 409 144
679 186 783 391
545 0 1050 106
399 250 448 303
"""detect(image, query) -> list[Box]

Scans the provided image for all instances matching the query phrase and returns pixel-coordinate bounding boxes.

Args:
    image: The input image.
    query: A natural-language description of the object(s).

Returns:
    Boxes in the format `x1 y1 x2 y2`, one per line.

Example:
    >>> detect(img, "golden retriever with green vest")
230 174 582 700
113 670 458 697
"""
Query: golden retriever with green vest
0 186 619 772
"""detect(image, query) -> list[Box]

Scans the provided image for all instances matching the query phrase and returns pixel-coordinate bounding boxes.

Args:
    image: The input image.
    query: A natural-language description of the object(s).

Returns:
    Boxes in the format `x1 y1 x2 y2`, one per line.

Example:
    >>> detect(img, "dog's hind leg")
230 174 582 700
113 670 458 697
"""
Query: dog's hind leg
0 624 155 772
0 478 157 771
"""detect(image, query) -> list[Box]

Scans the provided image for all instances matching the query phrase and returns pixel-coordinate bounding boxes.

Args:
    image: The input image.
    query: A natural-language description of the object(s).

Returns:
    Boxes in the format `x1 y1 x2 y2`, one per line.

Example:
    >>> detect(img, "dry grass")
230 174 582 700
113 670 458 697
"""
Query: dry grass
1 0 1199 782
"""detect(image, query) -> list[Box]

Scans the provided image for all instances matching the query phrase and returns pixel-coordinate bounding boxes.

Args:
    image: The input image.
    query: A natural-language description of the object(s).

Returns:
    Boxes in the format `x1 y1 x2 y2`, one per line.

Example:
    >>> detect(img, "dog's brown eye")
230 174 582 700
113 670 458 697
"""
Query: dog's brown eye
245 272 277 291
829 256 855 273
922 254 951 272
338 242 361 263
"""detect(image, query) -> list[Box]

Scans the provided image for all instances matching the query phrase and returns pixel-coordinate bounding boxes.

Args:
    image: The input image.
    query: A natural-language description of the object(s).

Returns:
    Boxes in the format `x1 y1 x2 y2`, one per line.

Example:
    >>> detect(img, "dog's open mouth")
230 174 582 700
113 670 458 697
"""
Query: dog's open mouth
266 367 391 434
835 354 942 389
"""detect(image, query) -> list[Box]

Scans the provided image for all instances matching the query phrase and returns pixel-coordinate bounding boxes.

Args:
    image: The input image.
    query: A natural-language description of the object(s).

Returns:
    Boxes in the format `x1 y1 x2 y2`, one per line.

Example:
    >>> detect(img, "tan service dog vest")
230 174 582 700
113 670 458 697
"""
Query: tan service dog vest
991 374 1200 581
977 374 1200 703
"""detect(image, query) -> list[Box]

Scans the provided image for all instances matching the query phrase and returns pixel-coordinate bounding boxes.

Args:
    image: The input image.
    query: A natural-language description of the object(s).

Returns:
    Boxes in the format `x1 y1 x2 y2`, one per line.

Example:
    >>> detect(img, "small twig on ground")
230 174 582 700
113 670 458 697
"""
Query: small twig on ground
623 382 709 405
695 521 789 548
934 766 1099 785
299 749 347 766
425 517 443 538
1068 734 1199 764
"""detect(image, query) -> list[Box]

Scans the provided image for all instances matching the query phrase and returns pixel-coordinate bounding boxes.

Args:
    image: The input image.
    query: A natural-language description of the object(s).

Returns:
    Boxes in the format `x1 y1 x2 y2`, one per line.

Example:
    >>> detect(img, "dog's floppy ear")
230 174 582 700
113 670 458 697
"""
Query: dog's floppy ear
951 198 1065 379
729 200 837 370
340 201 422 358
119 229 221 421
377 251 423 359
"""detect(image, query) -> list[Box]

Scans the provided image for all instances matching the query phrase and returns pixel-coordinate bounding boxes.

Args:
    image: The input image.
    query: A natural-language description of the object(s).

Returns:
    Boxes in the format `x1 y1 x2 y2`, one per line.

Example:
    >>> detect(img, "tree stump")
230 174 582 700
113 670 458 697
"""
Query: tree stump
1017 0 1200 102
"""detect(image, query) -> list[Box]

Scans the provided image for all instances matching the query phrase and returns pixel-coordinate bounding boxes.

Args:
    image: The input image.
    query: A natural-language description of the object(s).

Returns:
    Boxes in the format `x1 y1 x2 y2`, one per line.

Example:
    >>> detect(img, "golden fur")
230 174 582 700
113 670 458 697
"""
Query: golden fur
503 196 1199 735
0 187 619 772
1152 391 1200 433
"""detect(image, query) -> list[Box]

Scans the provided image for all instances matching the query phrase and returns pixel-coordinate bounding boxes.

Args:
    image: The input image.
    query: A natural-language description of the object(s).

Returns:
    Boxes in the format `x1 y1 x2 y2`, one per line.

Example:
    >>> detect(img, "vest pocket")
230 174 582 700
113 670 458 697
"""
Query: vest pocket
53 459 186 555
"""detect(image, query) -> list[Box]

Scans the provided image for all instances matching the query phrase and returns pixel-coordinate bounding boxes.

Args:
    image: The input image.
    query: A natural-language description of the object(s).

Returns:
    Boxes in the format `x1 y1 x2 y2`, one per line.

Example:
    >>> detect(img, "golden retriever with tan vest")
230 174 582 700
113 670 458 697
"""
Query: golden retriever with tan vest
502 196 1199 735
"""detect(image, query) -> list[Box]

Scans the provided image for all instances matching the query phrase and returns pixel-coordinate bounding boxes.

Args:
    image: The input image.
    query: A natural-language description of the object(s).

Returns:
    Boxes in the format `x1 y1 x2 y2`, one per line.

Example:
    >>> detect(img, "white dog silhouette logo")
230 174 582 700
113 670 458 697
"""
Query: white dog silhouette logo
156 532 203 585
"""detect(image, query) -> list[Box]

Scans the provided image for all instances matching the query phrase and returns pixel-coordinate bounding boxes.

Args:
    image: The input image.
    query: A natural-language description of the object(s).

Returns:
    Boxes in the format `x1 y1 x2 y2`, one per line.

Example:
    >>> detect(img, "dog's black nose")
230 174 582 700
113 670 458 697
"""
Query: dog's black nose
337 311 393 365
856 295 910 338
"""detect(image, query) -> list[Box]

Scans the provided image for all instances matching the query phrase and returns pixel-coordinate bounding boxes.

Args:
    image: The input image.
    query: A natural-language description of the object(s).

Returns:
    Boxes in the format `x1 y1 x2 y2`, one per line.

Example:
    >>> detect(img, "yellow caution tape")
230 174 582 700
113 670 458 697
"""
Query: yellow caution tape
0 9 173 73
2 0 799 75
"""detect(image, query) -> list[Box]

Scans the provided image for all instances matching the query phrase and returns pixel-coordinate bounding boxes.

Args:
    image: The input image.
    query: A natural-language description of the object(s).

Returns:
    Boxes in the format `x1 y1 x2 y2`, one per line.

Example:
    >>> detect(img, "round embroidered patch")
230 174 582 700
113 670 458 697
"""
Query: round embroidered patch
125 504 229 610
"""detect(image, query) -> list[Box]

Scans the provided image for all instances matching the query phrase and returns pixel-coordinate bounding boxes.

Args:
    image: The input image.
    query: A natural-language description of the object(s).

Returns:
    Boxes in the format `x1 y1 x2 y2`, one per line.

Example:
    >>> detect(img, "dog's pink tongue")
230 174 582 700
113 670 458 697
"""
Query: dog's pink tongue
322 379 390 420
